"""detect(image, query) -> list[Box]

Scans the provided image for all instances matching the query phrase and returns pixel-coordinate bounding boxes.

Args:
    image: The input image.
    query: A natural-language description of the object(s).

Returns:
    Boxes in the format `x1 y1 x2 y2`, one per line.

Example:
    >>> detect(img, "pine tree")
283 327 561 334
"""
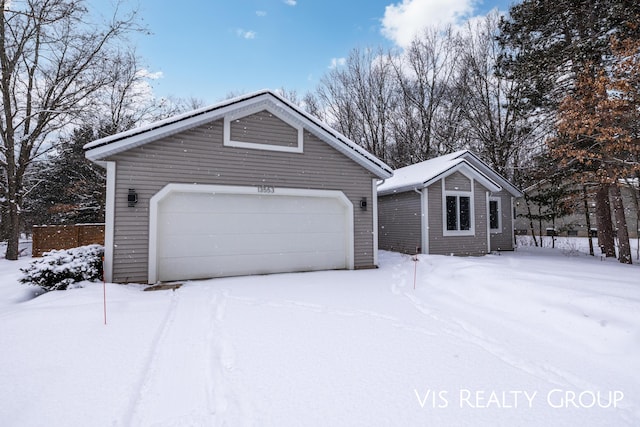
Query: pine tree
498 0 640 113
551 37 640 264
498 1 640 262
24 126 108 228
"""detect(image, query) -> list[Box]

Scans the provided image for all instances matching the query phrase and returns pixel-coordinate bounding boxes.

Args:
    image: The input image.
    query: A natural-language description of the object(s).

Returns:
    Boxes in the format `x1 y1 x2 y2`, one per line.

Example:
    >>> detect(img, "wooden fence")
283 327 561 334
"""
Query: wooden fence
32 224 105 257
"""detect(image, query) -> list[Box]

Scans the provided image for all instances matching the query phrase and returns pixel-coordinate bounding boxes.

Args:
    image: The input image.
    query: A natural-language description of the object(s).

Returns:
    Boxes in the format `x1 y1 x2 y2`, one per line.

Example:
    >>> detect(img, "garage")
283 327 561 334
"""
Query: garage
85 90 392 284
149 184 354 282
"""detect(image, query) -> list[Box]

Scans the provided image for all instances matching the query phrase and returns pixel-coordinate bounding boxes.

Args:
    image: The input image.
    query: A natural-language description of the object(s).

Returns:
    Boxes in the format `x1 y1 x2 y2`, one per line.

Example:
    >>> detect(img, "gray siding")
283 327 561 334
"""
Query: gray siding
230 110 297 148
378 192 422 254
490 190 515 251
445 171 472 191
108 119 377 283
427 180 489 256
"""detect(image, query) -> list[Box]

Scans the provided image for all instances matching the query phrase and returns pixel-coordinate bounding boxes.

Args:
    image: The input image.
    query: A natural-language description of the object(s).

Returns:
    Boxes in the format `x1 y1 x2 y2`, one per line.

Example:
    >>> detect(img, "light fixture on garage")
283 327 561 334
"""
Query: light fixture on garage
128 189 138 207
360 197 367 210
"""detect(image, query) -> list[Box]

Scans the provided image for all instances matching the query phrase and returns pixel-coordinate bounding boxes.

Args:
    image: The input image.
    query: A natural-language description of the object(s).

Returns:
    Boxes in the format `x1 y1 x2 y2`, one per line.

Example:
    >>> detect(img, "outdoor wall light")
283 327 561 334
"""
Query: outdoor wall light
360 197 367 210
128 189 138 207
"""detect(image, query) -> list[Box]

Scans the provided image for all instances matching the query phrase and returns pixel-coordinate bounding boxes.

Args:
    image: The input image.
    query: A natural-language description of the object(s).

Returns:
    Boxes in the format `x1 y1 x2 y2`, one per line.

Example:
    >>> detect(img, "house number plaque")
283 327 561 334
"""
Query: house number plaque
257 185 275 193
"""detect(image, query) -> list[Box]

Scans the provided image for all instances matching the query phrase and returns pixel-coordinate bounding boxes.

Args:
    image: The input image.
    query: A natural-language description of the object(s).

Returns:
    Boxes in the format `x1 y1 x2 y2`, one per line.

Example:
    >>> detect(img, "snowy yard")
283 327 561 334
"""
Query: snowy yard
1 244 639 426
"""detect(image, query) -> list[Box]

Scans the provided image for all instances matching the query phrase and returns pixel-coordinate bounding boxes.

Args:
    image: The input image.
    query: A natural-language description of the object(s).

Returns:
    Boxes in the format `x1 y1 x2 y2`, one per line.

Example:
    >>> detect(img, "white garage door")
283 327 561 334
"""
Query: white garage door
150 185 353 282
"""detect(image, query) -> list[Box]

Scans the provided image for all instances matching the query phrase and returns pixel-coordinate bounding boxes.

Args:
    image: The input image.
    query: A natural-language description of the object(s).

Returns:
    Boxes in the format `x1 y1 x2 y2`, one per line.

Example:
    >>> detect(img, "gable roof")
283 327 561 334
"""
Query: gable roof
84 90 393 179
452 150 523 197
377 150 522 197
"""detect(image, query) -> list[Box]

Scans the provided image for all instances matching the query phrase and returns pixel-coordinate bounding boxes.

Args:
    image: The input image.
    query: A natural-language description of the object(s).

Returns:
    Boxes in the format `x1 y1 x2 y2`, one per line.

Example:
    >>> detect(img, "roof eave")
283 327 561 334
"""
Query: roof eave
454 150 523 197
378 160 502 195
84 90 393 179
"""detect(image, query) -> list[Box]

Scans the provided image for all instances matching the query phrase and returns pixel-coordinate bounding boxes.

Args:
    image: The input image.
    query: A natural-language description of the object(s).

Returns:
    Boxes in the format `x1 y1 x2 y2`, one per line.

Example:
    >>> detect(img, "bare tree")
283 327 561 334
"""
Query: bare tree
0 0 141 259
388 26 462 166
315 47 397 163
98 51 208 132
458 11 543 180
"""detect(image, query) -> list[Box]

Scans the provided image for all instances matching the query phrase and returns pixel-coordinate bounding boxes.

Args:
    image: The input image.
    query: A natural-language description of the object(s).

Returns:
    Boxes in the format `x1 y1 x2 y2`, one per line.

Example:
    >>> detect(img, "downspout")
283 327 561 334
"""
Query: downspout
486 191 491 254
372 179 379 267
374 178 388 266
414 187 426 254
511 196 516 249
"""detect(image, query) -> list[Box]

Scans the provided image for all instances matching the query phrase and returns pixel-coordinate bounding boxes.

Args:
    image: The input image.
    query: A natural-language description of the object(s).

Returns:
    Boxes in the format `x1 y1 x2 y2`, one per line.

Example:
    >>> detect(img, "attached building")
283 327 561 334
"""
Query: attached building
85 90 392 284
377 150 522 256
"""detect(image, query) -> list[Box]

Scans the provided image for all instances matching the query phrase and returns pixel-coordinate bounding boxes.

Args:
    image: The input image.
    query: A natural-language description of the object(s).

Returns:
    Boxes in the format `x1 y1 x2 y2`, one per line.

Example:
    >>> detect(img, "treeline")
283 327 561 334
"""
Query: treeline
297 12 538 180
295 1 640 264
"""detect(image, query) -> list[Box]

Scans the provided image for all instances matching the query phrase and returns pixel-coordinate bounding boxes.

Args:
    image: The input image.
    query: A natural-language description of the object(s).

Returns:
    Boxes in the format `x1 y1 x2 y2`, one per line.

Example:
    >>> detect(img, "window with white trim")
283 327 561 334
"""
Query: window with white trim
489 197 502 232
444 192 474 236
442 177 475 236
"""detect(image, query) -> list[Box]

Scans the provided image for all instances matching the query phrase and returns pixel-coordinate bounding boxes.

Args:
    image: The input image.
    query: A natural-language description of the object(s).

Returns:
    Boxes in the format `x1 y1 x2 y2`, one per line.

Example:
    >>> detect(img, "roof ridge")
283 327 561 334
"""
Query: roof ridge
84 90 393 179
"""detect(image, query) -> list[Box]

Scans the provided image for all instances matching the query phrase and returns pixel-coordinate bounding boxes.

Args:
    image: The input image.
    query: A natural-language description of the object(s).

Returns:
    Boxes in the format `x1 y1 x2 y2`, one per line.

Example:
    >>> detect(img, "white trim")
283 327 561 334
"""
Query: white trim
453 150 523 197
372 179 379 266
103 162 116 283
489 196 503 233
442 179 475 237
422 188 429 254
148 184 354 284
85 91 392 179
223 104 304 153
381 159 501 196
486 192 491 252
424 162 498 193
511 196 516 248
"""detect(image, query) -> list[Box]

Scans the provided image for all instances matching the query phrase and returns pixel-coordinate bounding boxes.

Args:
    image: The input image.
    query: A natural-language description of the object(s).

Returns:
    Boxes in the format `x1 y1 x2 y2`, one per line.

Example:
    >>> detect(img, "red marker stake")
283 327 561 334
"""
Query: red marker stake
413 255 418 290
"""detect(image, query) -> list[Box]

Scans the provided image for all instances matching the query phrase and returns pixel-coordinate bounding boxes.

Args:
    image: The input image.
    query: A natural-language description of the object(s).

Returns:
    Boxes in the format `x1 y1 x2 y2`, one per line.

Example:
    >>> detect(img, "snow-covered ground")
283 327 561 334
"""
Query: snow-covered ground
1 244 639 426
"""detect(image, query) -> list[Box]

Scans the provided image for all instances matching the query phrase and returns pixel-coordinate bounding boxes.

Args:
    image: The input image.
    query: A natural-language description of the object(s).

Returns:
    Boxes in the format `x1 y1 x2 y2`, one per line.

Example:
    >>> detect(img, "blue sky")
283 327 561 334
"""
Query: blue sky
114 0 513 104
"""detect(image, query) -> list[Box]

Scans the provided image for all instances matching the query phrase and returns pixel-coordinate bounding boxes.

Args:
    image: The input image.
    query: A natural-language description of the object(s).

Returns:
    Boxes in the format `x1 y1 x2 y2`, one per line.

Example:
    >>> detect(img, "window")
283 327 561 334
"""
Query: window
489 197 501 231
446 195 471 231
442 178 475 236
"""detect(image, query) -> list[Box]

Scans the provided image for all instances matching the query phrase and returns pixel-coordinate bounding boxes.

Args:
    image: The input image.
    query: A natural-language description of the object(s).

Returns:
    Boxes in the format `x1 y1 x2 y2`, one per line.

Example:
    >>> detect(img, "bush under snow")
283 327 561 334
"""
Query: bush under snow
19 244 104 292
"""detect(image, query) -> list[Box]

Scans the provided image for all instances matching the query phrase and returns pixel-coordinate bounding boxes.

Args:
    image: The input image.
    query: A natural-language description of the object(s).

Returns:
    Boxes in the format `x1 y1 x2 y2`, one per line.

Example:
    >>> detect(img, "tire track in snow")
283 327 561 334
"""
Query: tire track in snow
394 257 638 418
399 274 586 389
121 287 253 427
206 289 256 426
206 290 231 420
401 289 640 421
225 295 437 339
123 290 181 427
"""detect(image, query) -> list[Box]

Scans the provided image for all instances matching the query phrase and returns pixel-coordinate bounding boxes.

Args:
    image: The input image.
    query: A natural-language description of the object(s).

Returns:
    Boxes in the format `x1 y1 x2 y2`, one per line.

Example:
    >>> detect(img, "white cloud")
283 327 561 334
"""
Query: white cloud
236 29 257 39
329 57 346 69
136 69 164 80
256 10 267 17
381 0 476 47
284 0 297 6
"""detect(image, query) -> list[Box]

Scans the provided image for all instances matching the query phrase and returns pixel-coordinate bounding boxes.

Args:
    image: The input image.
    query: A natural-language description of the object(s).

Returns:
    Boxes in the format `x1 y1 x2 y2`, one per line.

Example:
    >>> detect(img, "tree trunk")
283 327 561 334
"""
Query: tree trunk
0 201 9 241
538 205 544 247
582 185 594 256
610 183 632 264
5 200 20 260
525 198 538 246
596 183 616 257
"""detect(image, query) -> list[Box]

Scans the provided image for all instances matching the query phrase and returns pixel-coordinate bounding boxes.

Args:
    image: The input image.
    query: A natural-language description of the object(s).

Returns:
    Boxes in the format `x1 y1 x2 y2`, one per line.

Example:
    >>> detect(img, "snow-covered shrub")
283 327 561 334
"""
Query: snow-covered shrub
19 244 104 292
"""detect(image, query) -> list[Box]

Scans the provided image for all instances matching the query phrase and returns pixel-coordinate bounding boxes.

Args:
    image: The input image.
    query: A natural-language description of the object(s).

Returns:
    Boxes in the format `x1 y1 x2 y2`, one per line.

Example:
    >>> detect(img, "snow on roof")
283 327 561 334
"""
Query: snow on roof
84 90 393 179
378 150 522 197
377 152 466 194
